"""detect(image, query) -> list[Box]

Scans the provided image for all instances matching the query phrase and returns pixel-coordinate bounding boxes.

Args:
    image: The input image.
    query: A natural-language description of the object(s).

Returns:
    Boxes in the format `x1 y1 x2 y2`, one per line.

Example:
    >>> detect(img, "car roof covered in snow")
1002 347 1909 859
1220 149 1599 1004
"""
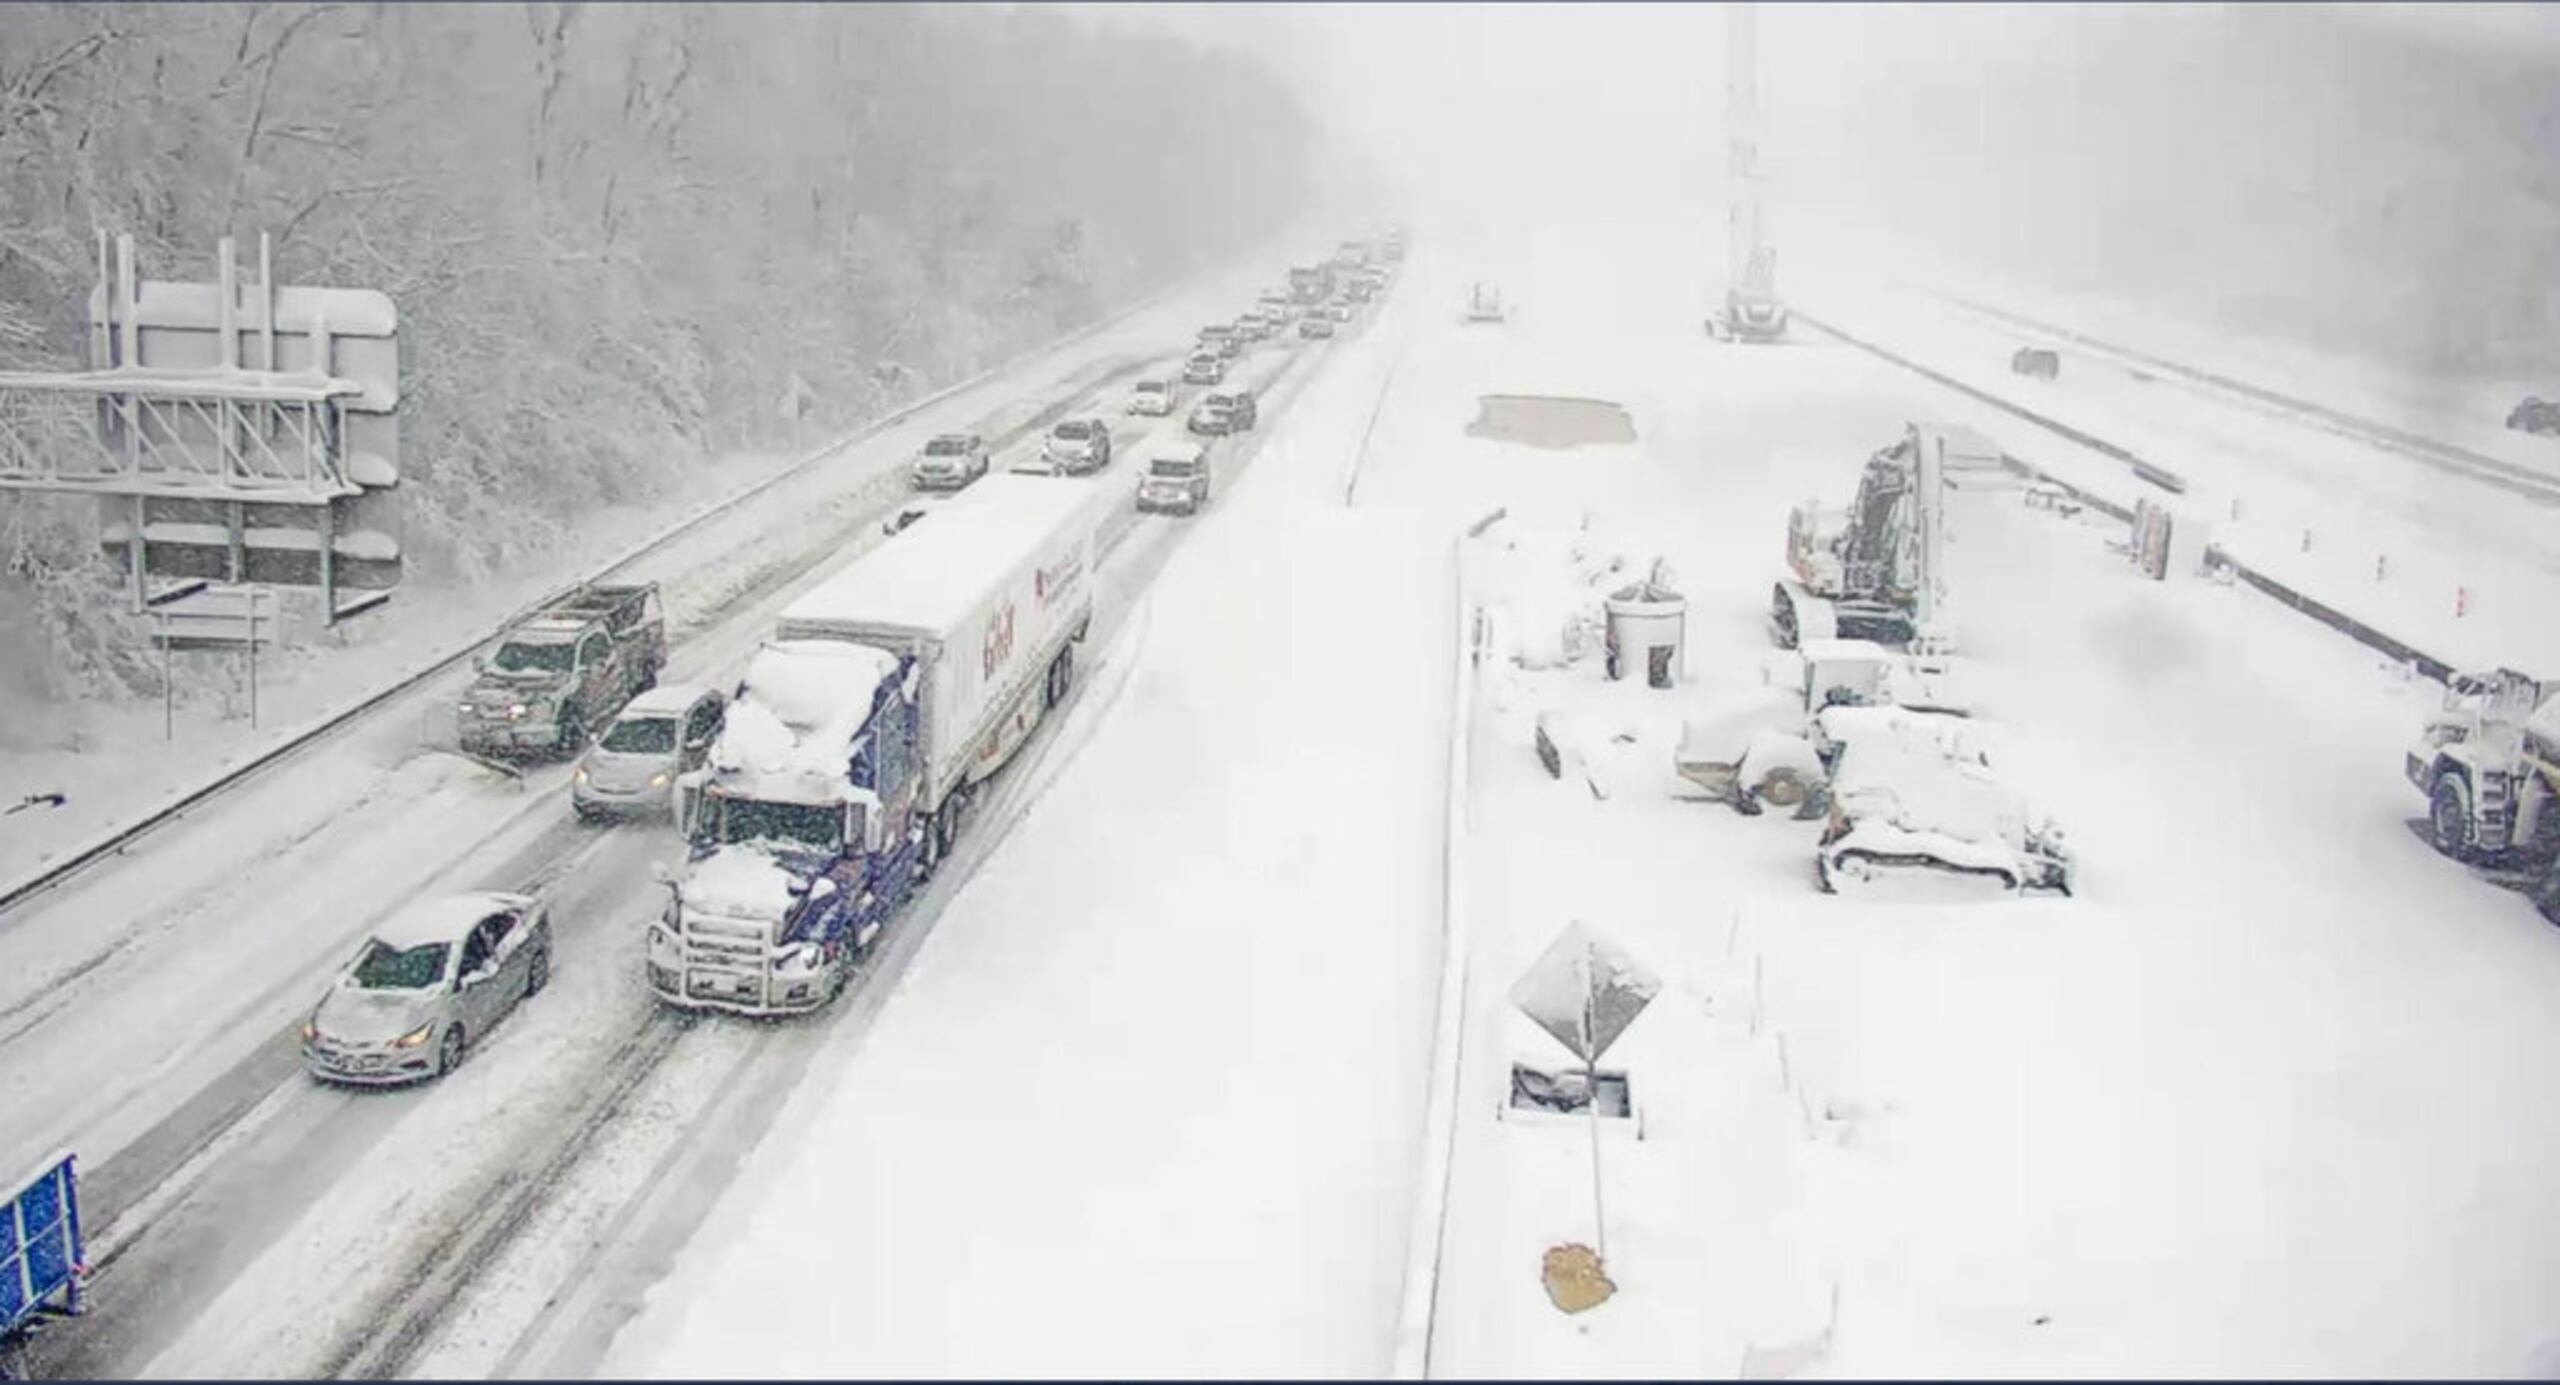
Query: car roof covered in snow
780 475 1093 637
1145 440 1207 465
373 891 524 948
621 683 717 718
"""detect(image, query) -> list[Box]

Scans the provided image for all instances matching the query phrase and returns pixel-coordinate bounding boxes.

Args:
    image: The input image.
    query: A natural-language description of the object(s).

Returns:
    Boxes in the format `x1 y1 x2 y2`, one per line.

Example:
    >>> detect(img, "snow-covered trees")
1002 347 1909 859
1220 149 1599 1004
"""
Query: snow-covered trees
0 2 1314 702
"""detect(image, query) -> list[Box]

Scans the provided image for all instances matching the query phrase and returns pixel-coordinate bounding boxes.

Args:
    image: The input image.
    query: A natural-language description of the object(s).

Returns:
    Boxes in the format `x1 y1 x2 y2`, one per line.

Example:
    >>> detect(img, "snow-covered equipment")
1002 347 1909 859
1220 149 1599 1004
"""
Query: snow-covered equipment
1671 685 1828 818
1770 424 1958 655
2010 346 2061 379
1465 282 1506 324
653 475 1098 1015
1816 735 2074 898
1601 562 1686 688
2407 668 2560 922
1796 638 1971 718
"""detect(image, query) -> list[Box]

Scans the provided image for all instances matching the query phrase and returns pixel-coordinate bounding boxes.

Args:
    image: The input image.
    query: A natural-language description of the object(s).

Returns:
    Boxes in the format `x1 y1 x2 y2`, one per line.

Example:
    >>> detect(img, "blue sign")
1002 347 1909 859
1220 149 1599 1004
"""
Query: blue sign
2 1155 84 1339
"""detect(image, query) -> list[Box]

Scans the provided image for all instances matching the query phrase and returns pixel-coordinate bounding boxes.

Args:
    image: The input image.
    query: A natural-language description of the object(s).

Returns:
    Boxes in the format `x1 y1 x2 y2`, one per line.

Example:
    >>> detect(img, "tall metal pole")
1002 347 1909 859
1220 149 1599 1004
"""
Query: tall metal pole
161 618 173 742
245 589 259 730
1725 2 1771 304
1582 945 1607 1262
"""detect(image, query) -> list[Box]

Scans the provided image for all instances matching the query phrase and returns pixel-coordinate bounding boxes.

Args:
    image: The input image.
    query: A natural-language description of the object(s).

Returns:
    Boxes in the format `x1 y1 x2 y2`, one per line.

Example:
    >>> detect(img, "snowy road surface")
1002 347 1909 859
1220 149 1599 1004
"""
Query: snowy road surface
2 260 1368 1377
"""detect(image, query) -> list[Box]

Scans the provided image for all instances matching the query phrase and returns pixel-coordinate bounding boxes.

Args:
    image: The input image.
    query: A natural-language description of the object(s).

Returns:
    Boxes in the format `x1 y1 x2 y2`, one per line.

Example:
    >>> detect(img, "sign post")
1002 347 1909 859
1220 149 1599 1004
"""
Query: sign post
1510 921 1661 1299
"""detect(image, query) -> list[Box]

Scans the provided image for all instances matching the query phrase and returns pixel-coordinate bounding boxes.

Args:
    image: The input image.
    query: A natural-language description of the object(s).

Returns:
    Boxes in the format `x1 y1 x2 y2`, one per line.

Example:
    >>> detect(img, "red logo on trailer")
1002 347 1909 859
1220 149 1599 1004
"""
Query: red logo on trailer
982 601 1017 681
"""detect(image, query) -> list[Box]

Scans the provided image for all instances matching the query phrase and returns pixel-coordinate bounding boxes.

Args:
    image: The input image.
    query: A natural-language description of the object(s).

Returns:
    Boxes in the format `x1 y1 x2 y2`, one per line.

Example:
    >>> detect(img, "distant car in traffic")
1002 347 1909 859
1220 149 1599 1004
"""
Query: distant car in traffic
2508 396 2560 437
1127 378 1174 416
574 684 727 822
1041 417 1114 474
1188 389 1258 435
1136 442 1213 516
1299 315 1335 339
1182 352 1226 385
1324 300 1354 322
909 432 989 491
302 893 554 1085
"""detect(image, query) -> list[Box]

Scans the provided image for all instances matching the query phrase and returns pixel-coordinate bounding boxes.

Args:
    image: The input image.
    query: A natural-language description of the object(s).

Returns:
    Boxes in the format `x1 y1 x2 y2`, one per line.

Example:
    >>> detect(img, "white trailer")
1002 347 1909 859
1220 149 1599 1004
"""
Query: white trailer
773 473 1099 857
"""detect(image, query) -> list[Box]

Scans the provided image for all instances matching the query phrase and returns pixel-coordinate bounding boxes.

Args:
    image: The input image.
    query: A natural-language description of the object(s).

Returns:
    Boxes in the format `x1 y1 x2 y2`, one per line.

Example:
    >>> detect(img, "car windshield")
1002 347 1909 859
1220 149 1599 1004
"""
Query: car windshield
705 795 845 852
1189 356 1216 368
1135 381 1167 394
350 938 450 991
1053 421 1094 440
491 640 574 674
601 715 679 754
1150 457 1199 477
925 437 971 455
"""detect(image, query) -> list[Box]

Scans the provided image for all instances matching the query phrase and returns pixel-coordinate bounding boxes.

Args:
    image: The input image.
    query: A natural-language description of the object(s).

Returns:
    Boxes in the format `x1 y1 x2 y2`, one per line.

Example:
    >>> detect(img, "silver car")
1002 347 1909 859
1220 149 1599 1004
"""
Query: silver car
573 684 726 822
302 892 554 1085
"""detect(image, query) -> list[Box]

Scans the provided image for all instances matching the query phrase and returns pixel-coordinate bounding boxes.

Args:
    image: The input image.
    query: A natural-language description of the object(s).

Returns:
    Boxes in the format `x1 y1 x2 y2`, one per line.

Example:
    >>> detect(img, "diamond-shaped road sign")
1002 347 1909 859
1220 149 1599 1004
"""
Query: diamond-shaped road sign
1510 921 1661 1066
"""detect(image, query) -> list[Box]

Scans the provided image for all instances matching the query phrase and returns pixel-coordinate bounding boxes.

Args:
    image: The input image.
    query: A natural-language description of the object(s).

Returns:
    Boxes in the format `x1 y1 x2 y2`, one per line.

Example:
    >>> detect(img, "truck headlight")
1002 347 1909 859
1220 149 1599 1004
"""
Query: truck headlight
648 924 677 953
393 1022 435 1049
574 766 591 784
508 703 528 720
649 772 670 789
779 942 824 974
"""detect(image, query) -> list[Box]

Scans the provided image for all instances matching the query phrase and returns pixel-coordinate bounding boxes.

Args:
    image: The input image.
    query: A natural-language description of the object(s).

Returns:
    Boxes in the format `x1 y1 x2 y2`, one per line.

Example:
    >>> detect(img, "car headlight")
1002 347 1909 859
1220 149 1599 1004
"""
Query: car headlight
508 703 528 720
393 1022 436 1049
574 766 591 784
649 772 670 789
302 1017 320 1044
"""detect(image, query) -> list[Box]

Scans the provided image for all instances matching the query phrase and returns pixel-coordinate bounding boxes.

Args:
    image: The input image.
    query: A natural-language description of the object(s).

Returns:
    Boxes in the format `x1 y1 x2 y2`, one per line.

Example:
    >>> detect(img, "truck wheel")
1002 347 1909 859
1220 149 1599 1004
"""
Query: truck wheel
2429 773 2477 859
1055 645 1075 699
1769 586 1801 650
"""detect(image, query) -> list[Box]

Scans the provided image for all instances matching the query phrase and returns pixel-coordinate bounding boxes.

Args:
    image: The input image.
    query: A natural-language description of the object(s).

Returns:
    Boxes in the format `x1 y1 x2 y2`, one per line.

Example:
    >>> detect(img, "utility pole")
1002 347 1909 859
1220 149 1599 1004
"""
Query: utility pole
1724 2 1775 308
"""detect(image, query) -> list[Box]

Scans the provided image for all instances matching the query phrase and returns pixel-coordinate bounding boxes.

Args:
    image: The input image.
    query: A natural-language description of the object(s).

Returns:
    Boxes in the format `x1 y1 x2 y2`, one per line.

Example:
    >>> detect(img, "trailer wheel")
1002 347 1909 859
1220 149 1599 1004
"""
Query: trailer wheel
2429 773 2478 859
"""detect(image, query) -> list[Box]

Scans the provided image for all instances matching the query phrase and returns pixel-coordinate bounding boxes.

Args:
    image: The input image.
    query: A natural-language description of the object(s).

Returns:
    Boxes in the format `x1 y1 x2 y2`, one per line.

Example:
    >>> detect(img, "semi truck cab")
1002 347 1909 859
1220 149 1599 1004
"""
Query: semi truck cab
652 643 925 1015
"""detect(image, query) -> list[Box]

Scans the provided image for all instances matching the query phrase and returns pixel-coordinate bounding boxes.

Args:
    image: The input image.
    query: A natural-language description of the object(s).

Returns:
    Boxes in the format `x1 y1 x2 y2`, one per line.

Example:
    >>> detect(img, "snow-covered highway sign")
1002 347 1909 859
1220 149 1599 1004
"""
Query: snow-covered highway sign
1509 921 1660 1066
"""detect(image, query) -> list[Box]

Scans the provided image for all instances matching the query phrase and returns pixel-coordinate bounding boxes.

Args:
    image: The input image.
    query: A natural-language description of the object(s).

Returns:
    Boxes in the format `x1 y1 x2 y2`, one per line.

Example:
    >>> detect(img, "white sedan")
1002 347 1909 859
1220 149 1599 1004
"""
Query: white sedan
301 892 554 1084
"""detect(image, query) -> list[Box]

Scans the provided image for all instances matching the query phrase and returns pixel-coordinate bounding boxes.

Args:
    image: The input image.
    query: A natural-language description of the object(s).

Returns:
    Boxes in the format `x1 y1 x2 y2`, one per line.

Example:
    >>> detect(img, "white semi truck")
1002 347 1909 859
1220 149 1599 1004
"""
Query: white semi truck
651 474 1100 1014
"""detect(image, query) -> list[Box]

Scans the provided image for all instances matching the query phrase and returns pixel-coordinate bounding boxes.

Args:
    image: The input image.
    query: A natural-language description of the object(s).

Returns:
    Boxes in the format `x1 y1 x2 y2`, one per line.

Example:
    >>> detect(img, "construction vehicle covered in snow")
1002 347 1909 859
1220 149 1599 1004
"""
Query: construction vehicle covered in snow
651 475 1097 1014
1674 642 1976 818
1707 247 1788 344
1817 731 2074 898
2408 667 2560 921
1770 424 1958 654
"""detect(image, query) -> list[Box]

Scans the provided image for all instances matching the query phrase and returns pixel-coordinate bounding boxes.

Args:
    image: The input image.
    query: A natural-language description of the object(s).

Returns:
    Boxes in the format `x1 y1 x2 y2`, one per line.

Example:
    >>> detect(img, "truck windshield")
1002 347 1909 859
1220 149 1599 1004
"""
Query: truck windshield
492 641 575 674
601 716 679 754
351 939 449 991
708 797 845 852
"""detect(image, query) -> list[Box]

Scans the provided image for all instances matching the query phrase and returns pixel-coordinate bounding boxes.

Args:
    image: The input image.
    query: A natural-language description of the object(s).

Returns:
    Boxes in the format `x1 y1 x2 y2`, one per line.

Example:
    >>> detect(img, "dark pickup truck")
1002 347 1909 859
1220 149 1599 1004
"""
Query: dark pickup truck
458 582 667 759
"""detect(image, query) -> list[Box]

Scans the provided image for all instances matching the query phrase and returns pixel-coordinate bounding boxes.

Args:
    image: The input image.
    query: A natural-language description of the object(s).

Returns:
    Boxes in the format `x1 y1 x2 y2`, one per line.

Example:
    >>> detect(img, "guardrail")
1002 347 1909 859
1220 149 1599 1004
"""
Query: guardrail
1390 504 1507 1381
1802 307 2468 687
0 276 1203 921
